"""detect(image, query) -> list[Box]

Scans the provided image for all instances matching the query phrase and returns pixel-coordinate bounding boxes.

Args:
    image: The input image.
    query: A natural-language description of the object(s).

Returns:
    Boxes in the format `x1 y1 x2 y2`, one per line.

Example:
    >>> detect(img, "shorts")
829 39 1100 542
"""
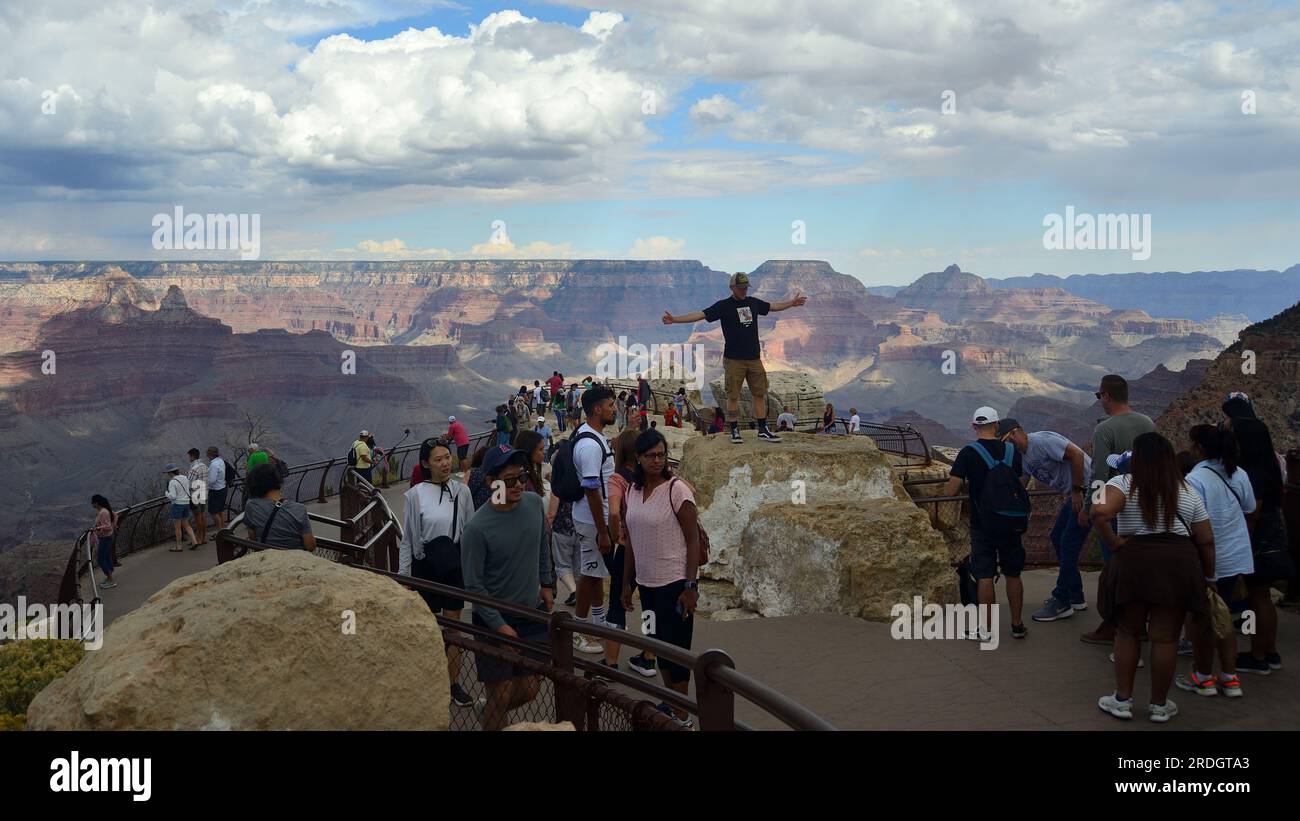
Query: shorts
573 520 609 580
722 357 768 402
638 580 694 684
970 527 1025 579
170 503 191 521
472 612 549 684
207 487 227 514
551 528 580 579
1215 574 1248 609
457 444 469 461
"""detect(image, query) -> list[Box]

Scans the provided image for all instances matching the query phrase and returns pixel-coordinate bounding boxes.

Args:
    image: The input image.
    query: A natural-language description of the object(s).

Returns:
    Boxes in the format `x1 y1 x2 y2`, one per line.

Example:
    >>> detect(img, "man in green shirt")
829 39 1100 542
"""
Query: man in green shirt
1081 374 1156 644
246 443 269 472
461 444 555 730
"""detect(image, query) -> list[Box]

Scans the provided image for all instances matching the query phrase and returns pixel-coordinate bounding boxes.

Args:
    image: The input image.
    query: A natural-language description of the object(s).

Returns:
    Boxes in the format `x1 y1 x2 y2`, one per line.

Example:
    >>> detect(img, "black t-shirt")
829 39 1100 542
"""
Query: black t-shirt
703 296 770 361
949 439 1023 529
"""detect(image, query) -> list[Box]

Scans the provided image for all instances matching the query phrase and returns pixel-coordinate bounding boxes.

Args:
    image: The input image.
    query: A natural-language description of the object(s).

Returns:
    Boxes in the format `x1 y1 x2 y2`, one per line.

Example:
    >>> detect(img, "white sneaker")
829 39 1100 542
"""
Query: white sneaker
572 634 603 655
1147 699 1178 723
1098 693 1134 720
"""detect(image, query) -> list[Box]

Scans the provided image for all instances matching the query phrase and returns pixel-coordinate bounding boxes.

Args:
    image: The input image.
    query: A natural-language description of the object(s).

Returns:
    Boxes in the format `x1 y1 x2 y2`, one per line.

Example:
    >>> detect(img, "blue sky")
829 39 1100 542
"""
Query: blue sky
1 1 1298 284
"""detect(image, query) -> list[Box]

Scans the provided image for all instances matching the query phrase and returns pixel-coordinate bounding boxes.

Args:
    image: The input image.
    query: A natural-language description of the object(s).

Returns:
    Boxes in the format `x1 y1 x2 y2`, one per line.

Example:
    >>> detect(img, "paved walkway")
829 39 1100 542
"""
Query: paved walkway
94 487 1300 731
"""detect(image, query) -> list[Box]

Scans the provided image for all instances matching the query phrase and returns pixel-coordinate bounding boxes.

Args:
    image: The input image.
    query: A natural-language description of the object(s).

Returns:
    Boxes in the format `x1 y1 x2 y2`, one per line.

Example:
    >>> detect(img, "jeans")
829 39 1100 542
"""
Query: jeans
96 535 115 578
1050 498 1092 604
555 410 566 432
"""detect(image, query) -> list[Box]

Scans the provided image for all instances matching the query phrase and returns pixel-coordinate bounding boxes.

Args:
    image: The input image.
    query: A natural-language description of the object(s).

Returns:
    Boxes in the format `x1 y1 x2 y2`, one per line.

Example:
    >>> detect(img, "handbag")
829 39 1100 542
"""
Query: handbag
1208 586 1233 639
412 484 461 580
668 477 710 565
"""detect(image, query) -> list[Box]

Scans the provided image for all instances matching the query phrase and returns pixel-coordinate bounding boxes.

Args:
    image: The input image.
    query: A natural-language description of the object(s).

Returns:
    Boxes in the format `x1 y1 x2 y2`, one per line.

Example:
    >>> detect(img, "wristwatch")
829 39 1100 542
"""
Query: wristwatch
683 580 699 591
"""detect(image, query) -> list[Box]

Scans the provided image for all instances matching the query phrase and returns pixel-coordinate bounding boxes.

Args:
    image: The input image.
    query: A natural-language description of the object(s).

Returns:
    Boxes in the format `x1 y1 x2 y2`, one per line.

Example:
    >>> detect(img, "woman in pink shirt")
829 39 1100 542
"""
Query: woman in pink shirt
620 429 701 728
90 495 118 589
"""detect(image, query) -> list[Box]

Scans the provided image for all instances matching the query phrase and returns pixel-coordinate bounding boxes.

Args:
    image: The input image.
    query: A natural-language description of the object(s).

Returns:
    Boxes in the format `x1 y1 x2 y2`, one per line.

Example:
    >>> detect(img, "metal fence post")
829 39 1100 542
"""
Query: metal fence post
693 649 737 731
549 611 586 729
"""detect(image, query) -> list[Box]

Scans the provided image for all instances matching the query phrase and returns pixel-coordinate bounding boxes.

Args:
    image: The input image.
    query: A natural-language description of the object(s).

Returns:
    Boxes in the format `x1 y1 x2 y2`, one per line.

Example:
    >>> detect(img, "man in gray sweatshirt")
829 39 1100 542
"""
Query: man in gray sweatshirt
461 444 555 730
1081 374 1156 645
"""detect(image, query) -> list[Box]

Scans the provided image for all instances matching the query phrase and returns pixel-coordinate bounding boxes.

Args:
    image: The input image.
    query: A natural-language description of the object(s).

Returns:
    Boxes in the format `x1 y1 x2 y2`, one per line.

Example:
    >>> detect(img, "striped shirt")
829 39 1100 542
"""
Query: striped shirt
1106 474 1209 538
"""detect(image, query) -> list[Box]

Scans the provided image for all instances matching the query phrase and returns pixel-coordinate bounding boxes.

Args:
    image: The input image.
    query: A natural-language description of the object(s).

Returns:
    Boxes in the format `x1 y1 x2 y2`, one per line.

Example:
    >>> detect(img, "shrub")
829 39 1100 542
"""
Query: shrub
0 639 85 730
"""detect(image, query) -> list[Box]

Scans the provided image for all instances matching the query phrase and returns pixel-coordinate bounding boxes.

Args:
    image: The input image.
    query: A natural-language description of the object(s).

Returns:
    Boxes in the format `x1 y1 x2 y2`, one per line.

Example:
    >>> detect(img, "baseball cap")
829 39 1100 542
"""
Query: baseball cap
359 430 369 437
537 416 546 423
163 463 178 472
972 406 999 425
729 272 750 288
248 443 259 450
1222 392 1255 420
448 415 456 423
482 444 527 476
995 418 1021 438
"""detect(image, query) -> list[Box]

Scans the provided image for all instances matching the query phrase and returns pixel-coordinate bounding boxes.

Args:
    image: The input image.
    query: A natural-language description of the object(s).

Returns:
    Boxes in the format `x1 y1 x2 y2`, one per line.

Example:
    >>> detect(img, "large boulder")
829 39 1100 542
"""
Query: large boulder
738 501 955 620
706 369 823 427
677 432 909 582
27 551 450 730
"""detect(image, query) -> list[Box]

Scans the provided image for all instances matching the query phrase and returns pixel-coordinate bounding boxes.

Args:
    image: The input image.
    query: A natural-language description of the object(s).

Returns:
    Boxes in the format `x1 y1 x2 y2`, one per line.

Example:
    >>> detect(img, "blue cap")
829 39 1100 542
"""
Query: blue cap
482 444 526 476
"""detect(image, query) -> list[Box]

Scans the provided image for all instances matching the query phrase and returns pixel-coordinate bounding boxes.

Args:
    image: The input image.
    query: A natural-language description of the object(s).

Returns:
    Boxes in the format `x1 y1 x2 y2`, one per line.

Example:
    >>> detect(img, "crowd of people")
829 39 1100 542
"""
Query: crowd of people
940 375 1293 724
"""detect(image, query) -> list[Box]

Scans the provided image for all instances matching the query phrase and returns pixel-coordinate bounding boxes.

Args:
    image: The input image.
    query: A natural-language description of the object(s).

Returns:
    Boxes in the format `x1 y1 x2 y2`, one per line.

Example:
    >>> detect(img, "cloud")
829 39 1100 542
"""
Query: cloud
628 236 686 258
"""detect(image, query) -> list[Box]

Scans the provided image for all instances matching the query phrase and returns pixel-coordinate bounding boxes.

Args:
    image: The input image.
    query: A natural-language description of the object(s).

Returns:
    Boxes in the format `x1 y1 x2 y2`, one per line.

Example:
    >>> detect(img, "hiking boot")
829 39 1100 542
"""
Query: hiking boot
1097 693 1133 720
450 683 474 707
1175 671 1218 696
1080 624 1114 644
1235 653 1271 675
1147 699 1178 723
1218 673 1243 698
572 634 603 655
729 426 743 444
627 652 657 677
1031 597 1073 622
757 427 782 442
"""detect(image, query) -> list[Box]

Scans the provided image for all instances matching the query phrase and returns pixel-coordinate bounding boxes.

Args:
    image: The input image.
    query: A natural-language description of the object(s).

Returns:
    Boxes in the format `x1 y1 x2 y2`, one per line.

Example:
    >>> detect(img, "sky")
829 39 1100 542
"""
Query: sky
0 0 1297 286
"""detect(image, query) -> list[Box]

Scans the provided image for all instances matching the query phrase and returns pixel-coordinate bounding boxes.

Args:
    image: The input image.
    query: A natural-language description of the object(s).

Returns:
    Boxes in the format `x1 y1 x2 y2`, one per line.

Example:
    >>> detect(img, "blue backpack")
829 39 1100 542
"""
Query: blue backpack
968 441 1031 534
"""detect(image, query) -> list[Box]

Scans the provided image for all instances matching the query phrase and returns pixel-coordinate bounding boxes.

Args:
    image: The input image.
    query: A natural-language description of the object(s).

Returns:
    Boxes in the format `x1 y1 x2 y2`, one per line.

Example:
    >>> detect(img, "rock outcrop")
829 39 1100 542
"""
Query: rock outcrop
706 370 824 427
26 551 450 730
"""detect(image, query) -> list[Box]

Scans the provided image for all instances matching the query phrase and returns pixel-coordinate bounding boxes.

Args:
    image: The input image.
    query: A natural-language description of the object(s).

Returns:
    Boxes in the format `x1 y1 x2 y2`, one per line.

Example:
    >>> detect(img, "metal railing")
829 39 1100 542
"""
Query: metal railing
603 379 702 427
211 473 834 732
792 415 931 465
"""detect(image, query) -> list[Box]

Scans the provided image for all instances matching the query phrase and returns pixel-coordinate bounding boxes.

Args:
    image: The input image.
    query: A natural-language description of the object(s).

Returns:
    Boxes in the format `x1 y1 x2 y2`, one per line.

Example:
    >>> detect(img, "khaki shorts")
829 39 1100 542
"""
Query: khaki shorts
723 357 768 400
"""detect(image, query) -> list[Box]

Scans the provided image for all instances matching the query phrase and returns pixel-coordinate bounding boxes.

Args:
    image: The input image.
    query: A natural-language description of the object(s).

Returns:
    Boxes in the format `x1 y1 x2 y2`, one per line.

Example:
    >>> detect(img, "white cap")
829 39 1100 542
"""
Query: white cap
537 416 546 423
448 415 456 423
972 407 999 425
359 429 369 437
249 442 260 450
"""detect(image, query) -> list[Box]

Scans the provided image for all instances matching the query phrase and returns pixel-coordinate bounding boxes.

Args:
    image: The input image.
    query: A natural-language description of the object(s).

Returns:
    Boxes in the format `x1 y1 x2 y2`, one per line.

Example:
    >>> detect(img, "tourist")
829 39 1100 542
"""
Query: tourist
940 407 1030 641
709 407 725 434
349 431 374 483
548 371 564 400
820 403 835 434
246 442 269 472
241 463 317 551
663 272 808 444
1230 414 1290 674
164 463 199 552
495 405 511 447
187 448 209 546
461 444 555 730
570 385 617 656
552 387 568 433
398 437 476 709
1090 432 1213 722
674 387 687 419
607 429 657 677
636 372 650 410
206 446 229 533
467 443 492 510
532 380 544 415
620 428 702 728
447 415 470 474
548 482 581 608
532 416 553 460
663 402 679 428
997 420 1093 621
615 391 628 430
513 430 548 498
1081 375 1157 645
848 408 861 434
1177 424 1256 698
777 406 797 433
90 495 117 589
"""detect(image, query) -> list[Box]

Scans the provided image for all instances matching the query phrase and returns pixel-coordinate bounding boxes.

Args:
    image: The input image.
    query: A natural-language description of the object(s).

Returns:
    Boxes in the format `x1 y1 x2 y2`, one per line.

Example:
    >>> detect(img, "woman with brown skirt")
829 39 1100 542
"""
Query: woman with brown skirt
1090 432 1215 723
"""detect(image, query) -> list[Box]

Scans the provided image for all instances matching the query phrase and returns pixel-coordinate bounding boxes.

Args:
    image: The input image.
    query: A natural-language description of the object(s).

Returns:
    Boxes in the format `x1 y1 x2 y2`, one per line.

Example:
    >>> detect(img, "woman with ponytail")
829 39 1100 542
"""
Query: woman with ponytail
90 495 118 589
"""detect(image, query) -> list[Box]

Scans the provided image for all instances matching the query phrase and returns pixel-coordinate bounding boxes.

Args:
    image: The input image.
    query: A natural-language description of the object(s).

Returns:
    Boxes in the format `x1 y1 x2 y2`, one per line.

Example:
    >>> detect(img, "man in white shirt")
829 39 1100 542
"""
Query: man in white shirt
532 380 544 414
570 385 616 655
776 406 798 432
399 437 476 708
848 408 861 434
206 446 229 532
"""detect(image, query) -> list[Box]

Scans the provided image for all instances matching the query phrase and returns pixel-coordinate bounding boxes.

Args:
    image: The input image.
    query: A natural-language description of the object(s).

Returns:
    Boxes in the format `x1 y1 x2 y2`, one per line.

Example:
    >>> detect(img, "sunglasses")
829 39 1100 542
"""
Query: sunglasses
495 474 526 487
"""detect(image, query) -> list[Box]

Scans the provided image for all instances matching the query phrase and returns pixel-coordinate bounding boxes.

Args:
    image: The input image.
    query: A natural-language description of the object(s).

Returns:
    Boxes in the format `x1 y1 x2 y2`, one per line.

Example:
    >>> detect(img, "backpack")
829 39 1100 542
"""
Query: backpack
668 477 711 565
347 443 359 467
550 430 609 503
967 441 1031 534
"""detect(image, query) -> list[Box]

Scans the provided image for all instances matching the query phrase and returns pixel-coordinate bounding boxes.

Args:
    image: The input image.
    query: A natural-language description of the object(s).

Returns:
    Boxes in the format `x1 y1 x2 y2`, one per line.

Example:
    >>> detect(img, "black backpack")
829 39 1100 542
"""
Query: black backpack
550 430 609 503
968 441 1031 534
347 445 359 468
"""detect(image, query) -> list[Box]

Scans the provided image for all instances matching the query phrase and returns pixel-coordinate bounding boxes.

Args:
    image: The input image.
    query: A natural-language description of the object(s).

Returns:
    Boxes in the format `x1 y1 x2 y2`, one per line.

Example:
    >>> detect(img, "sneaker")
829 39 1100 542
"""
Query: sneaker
965 628 993 643
591 659 617 682
1266 652 1282 670
450 683 474 707
100 580 117 589
1097 693 1133 720
656 701 695 729
729 426 743 444
1218 674 1243 698
1011 623 1028 639
1175 671 1218 696
1109 651 1144 668
572 634 603 655
627 652 657 678
563 592 577 607
1177 638 1194 656
1080 626 1114 645
1147 699 1179 723
1070 599 1088 611
1235 653 1272 676
1031 597 1073 622
757 428 782 442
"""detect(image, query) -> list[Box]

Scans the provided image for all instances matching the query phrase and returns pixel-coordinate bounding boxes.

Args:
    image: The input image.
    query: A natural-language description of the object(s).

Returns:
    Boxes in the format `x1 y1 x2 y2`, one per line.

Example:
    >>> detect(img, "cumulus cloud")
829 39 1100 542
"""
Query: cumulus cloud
628 235 686 258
